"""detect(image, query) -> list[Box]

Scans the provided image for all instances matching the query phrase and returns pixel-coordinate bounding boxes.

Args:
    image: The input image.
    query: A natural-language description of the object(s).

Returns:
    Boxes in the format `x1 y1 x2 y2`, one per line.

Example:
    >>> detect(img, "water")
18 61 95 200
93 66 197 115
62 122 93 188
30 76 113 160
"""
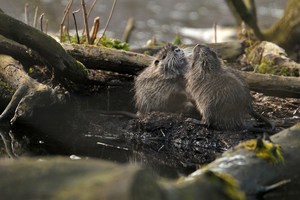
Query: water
1 0 286 46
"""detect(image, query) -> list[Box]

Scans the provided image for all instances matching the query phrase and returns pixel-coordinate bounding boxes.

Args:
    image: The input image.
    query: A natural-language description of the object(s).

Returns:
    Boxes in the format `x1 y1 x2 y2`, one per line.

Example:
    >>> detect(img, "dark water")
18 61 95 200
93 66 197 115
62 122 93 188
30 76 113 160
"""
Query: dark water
1 0 286 46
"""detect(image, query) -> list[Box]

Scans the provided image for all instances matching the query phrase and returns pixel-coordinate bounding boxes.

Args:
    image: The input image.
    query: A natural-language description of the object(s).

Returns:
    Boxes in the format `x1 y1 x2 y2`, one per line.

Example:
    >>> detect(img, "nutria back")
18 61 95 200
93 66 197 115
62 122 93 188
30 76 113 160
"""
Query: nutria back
185 44 253 130
134 43 189 115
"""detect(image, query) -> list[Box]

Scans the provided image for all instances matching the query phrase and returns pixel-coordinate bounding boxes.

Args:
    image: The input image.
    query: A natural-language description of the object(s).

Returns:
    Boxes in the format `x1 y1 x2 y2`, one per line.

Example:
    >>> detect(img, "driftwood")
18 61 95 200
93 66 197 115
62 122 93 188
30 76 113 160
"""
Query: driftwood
0 124 299 200
0 55 65 124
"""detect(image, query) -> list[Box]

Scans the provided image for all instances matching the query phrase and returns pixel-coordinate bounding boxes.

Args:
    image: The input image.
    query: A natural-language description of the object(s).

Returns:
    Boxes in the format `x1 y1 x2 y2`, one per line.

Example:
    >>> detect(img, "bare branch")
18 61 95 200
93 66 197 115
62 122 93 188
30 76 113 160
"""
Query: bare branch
33 6 38 28
98 0 117 43
24 3 29 24
122 17 135 43
60 0 73 42
72 9 81 44
81 0 91 44
40 13 45 32
90 17 100 44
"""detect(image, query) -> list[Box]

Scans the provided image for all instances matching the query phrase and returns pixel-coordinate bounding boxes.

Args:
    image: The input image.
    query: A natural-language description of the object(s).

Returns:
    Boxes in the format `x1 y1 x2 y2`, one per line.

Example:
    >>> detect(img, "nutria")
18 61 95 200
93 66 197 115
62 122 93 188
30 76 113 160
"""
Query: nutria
185 44 274 132
134 43 189 115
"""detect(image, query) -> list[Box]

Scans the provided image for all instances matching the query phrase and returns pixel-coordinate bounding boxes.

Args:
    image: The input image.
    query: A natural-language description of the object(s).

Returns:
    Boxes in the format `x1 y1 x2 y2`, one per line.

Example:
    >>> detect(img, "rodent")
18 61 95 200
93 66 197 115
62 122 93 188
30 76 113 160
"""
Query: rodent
185 44 275 132
134 43 189 116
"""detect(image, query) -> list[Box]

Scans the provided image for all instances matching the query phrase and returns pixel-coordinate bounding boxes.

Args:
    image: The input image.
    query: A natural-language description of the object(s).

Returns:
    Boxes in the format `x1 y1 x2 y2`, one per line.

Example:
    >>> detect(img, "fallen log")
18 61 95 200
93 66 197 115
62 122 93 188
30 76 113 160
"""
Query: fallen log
238 71 300 98
0 55 65 124
65 43 300 98
0 123 299 200
0 11 88 83
187 123 300 200
63 43 152 75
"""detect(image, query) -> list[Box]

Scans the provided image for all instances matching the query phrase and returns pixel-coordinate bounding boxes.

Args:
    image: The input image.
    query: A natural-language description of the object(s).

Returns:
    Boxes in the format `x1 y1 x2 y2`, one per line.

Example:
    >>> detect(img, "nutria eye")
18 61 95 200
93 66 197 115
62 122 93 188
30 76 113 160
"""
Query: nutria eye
154 60 160 66
174 48 181 53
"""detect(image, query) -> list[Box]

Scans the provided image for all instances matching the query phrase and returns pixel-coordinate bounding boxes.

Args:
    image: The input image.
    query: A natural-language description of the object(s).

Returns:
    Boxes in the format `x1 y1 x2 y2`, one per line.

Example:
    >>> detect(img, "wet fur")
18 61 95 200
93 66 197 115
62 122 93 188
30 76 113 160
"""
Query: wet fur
186 44 272 131
134 43 188 115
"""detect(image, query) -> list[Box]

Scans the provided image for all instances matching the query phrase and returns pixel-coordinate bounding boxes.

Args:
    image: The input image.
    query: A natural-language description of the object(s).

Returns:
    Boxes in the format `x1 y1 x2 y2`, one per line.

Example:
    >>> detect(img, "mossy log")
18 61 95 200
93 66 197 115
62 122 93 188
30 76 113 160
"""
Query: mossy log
238 71 300 98
188 123 300 200
63 43 152 75
0 55 65 124
65 42 300 98
243 41 300 76
0 124 299 200
64 41 245 75
0 12 88 83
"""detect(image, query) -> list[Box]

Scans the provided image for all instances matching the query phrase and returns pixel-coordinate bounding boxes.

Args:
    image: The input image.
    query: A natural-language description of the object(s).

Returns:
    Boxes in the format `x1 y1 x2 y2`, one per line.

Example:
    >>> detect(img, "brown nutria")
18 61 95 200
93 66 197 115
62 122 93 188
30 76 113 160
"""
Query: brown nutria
186 44 274 132
134 43 189 116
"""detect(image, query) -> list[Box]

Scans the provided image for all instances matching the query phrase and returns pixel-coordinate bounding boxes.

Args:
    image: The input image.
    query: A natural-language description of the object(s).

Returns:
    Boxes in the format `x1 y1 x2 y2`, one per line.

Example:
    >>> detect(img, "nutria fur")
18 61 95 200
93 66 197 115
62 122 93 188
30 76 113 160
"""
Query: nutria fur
134 43 189 115
186 44 274 131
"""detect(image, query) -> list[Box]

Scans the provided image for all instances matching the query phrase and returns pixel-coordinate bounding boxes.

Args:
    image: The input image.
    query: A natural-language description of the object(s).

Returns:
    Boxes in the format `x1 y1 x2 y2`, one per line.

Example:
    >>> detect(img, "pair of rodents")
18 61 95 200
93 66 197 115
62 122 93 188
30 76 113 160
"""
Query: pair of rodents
134 43 274 132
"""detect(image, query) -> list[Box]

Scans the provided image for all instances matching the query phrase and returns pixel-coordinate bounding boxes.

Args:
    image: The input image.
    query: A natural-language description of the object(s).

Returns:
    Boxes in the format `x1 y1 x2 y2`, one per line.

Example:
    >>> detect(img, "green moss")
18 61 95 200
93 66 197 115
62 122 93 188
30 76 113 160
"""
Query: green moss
256 58 276 75
97 35 129 50
62 33 130 50
0 78 14 99
239 138 284 164
172 34 182 46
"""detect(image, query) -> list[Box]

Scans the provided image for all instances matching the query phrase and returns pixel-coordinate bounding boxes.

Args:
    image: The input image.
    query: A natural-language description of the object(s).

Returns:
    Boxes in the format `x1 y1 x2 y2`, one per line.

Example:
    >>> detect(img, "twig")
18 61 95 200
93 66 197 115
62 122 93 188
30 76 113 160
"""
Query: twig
33 6 38 28
24 3 29 24
259 179 291 194
60 0 73 42
72 9 80 44
40 13 45 32
45 19 48 34
90 16 100 44
87 0 97 18
213 22 217 43
81 0 91 44
122 17 135 43
82 0 97 35
0 131 18 159
98 0 117 44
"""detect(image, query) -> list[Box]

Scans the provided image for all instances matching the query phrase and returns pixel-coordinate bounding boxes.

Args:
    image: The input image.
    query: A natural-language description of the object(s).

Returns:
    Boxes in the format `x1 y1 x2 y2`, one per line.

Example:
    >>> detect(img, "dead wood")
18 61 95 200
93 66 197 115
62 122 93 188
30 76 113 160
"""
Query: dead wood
0 11 88 83
238 71 300 98
63 43 153 75
0 55 66 124
0 123 299 200
187 123 300 200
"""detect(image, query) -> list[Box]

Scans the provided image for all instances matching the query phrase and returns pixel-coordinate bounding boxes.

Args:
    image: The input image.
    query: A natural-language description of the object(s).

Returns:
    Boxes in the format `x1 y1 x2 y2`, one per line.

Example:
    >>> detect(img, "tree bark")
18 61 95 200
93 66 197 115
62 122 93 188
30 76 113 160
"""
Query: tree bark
225 0 300 50
238 71 300 98
63 43 152 75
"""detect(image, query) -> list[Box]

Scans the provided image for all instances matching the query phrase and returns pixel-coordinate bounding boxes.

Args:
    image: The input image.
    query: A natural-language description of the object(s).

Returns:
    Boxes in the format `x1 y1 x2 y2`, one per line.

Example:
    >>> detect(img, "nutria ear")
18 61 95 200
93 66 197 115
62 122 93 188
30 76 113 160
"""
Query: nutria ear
154 59 160 66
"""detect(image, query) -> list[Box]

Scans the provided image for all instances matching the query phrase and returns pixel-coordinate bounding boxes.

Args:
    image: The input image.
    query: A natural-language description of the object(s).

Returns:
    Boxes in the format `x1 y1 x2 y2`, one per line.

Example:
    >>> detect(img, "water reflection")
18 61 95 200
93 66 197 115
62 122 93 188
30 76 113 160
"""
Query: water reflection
0 0 285 46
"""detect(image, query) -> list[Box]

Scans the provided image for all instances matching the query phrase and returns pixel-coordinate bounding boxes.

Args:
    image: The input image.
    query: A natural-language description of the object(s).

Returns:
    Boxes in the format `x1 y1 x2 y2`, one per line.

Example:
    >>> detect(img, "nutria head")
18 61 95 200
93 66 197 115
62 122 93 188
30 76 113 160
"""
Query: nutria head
153 43 188 76
191 44 222 72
